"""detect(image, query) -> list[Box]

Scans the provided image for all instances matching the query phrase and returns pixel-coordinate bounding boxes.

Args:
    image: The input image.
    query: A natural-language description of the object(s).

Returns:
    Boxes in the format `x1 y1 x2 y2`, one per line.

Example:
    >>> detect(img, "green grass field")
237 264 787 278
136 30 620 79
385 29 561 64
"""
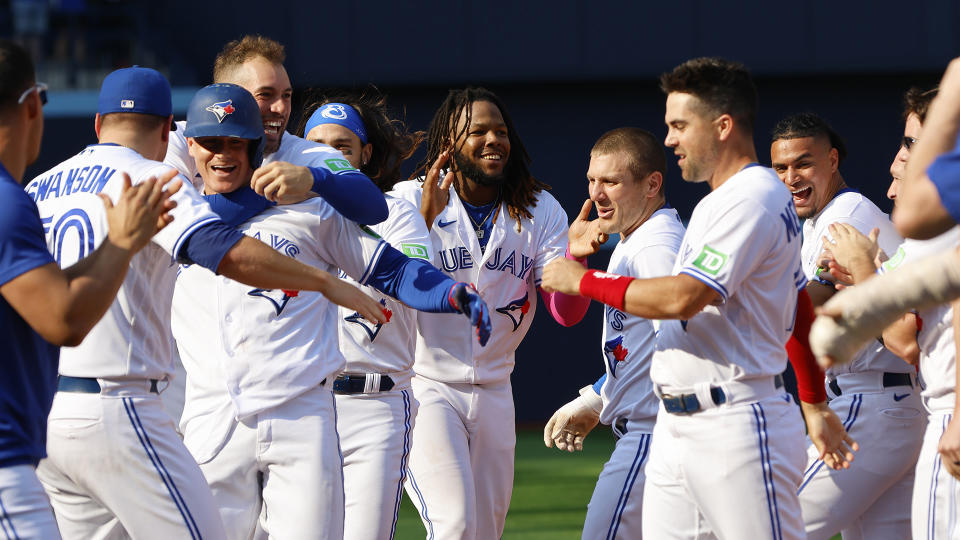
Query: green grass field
393 428 616 539
391 428 843 540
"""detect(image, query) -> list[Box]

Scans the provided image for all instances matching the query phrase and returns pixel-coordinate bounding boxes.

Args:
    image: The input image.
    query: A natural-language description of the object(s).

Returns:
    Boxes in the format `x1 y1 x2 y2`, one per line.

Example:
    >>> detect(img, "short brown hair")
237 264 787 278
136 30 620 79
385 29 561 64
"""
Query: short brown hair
591 127 667 182
213 35 286 83
660 57 757 131
903 86 937 123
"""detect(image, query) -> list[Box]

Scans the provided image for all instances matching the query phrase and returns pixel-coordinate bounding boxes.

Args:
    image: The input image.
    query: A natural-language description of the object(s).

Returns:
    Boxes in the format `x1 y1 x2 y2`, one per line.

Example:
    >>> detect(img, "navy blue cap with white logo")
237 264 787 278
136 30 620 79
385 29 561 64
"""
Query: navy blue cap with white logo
97 66 172 118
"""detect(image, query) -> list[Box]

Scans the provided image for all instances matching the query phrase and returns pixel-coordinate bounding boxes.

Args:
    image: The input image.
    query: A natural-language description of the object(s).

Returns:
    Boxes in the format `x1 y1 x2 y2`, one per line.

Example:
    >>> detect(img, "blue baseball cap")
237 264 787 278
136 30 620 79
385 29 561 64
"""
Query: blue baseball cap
97 66 173 121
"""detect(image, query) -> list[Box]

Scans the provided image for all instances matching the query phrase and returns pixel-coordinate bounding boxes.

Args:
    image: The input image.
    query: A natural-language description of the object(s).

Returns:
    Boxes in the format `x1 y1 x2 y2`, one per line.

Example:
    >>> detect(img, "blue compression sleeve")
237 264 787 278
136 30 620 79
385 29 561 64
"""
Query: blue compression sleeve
178 221 245 273
310 167 388 225
592 374 606 395
365 244 458 313
203 187 275 227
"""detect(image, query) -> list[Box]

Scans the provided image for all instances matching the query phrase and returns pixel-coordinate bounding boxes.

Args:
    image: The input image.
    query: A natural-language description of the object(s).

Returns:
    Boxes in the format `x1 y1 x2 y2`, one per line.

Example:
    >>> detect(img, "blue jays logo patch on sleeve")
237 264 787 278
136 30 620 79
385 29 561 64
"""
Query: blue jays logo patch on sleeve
206 100 236 123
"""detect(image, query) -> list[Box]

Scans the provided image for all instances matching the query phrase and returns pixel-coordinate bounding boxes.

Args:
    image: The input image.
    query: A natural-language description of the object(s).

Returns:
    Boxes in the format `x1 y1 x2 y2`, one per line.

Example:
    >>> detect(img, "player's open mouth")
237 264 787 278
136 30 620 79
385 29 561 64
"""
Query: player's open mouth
263 120 283 135
791 186 812 203
676 154 686 166
480 152 503 161
211 165 237 175
597 207 613 219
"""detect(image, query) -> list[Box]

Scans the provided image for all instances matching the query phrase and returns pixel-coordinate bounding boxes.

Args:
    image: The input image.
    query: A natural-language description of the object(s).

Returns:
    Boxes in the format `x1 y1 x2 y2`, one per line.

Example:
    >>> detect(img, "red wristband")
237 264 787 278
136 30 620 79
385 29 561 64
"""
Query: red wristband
579 270 634 311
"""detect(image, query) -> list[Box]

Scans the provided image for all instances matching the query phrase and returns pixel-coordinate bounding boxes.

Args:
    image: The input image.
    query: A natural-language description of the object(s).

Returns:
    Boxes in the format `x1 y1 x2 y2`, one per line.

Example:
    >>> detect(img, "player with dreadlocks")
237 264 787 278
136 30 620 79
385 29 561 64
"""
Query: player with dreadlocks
392 87 591 539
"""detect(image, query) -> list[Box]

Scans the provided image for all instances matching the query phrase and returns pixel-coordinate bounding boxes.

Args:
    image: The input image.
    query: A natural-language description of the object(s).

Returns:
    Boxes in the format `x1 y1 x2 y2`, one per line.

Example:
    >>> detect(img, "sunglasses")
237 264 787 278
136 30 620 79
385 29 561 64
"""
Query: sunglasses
17 82 48 106
901 136 917 151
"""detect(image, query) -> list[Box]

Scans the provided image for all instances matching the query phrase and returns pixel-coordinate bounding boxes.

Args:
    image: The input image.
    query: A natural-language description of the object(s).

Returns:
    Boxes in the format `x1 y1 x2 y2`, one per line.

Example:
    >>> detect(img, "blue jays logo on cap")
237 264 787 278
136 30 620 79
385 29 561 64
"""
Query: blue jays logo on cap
206 100 236 123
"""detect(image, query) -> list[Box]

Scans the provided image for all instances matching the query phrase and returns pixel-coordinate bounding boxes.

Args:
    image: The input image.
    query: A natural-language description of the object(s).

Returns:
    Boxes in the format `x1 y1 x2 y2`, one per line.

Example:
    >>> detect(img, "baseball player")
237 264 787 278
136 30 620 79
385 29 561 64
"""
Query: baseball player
821 87 960 539
299 94 430 539
393 87 591 540
164 35 387 225
543 127 684 539
769 112 924 540
172 83 491 540
27 67 386 539
543 57 809 539
810 60 960 360
0 41 179 539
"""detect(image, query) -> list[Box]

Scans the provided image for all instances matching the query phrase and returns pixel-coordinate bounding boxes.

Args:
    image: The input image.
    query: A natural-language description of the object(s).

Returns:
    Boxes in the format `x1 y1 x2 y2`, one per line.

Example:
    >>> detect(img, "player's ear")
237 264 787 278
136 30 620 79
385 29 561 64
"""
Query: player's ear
646 171 663 198
94 113 102 139
828 147 839 172
360 143 372 168
715 114 734 141
160 115 172 144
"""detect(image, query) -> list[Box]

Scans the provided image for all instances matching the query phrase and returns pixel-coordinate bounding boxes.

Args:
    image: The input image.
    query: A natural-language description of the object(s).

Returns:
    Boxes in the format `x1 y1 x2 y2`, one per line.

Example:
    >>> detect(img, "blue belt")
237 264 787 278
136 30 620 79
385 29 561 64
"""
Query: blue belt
57 376 159 394
662 374 784 414
828 372 913 396
333 374 395 395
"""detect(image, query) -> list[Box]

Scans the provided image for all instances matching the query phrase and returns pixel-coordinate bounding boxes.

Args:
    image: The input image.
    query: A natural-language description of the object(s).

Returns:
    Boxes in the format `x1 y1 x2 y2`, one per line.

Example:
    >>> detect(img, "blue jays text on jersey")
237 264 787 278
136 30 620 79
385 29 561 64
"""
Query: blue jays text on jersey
438 246 534 281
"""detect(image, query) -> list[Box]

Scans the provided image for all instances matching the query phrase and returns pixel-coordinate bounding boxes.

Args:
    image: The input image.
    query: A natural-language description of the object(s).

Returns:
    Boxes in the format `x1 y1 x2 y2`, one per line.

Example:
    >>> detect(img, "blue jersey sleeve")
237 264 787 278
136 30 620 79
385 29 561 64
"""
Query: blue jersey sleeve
927 136 960 224
592 373 606 395
310 167 388 225
0 181 55 286
365 243 457 313
203 187 274 227
178 221 245 273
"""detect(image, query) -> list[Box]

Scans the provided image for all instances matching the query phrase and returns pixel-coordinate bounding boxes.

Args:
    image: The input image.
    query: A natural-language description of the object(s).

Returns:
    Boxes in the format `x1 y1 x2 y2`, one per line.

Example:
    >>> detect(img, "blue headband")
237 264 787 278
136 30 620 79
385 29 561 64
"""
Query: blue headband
304 103 368 144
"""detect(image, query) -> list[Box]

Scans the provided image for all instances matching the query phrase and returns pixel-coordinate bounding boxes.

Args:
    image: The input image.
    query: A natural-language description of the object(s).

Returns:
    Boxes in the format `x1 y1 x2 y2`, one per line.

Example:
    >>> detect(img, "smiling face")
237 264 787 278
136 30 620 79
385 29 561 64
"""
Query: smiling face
228 56 292 155
770 135 841 219
887 112 922 205
306 122 371 170
451 100 511 186
188 136 254 194
664 92 720 183
587 150 658 237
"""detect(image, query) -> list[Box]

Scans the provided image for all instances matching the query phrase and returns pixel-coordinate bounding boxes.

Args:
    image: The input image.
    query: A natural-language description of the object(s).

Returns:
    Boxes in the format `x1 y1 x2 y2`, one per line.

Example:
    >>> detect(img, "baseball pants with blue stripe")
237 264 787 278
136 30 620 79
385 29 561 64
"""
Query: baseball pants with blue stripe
37 390 225 540
642 394 806 540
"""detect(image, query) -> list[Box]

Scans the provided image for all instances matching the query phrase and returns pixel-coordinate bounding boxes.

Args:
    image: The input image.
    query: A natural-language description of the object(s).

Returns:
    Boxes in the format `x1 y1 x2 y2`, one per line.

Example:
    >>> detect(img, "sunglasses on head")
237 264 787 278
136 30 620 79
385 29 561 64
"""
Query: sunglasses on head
17 82 48 106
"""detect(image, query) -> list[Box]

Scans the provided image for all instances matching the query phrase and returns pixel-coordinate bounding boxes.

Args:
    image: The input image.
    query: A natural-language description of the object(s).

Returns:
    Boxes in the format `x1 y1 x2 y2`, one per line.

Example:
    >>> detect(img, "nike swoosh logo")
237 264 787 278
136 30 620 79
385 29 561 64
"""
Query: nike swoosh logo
893 393 910 401
437 219 456 228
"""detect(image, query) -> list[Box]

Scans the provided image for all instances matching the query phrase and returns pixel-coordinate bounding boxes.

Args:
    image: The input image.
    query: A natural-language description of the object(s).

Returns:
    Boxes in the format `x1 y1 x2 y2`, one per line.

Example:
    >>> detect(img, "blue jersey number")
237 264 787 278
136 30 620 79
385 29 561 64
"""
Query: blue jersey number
51 209 95 266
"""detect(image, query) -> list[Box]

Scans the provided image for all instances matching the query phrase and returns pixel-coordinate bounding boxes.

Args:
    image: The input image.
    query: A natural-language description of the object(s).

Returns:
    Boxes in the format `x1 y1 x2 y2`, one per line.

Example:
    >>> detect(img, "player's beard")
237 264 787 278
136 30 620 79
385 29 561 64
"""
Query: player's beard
453 150 506 187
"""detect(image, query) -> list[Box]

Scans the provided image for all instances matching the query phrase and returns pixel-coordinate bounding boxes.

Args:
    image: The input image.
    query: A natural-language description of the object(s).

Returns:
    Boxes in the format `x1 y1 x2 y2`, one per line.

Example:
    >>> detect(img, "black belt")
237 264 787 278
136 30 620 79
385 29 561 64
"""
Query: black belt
828 372 913 396
57 376 159 394
333 374 395 395
662 374 783 414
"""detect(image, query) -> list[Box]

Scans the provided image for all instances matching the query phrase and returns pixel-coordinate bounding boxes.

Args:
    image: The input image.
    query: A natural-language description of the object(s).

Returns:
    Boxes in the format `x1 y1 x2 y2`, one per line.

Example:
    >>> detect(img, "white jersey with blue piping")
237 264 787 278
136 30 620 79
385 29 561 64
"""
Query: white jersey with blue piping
882 228 960 410
26 144 220 380
800 189 910 378
171 198 386 460
337 195 432 387
651 165 805 388
166 121 353 190
390 179 568 384
599 206 684 429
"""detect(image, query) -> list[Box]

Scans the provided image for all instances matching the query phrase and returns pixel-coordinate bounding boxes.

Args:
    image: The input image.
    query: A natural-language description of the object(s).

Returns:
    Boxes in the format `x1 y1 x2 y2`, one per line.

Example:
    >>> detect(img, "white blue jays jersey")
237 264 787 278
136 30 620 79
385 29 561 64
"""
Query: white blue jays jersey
337 196 432 388
801 190 910 378
599 207 684 429
651 165 805 388
172 197 387 420
26 144 220 380
166 121 353 190
882 228 960 411
390 180 568 384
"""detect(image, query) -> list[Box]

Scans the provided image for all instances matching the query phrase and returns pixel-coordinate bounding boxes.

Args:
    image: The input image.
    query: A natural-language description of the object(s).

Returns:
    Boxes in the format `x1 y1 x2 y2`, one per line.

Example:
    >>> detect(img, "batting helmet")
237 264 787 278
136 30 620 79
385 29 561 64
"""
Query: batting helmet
184 83 266 168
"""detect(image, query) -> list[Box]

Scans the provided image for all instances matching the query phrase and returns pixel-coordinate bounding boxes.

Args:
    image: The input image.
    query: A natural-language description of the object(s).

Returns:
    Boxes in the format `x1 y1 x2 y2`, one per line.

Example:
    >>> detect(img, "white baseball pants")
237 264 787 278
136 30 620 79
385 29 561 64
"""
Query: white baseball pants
912 411 960 540
581 427 652 540
0 465 60 539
